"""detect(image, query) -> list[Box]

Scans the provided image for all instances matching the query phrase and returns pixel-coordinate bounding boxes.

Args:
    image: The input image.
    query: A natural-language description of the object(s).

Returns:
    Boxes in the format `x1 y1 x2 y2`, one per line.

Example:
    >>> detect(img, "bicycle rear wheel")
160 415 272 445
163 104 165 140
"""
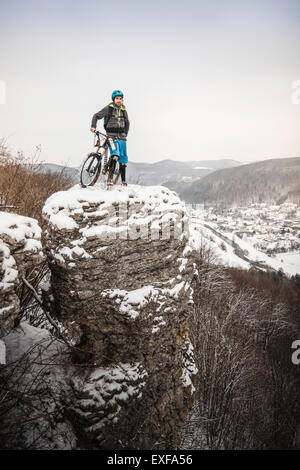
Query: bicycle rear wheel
80 153 101 187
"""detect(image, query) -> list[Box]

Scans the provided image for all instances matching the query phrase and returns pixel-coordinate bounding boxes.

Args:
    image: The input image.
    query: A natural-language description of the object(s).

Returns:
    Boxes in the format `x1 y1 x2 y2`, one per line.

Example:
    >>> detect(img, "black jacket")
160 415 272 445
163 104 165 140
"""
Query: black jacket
91 103 130 140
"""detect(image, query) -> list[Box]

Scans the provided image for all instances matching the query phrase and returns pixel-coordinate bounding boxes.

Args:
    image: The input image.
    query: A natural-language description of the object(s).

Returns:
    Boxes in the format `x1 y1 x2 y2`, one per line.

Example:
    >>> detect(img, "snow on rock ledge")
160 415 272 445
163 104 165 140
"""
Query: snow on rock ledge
42 184 197 449
0 212 44 339
42 183 189 242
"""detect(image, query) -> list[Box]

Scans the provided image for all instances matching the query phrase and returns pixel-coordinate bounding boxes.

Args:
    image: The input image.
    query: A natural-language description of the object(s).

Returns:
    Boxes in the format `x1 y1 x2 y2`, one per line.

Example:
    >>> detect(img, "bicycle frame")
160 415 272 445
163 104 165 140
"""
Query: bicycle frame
94 130 109 156
95 131 120 174
80 131 121 188
94 131 119 165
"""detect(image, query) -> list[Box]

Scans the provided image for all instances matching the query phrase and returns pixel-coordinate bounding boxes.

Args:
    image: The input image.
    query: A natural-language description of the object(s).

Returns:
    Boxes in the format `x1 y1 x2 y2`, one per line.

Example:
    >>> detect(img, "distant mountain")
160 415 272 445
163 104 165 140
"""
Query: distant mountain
27 158 300 207
31 159 242 187
177 157 300 206
27 163 79 184
127 159 241 185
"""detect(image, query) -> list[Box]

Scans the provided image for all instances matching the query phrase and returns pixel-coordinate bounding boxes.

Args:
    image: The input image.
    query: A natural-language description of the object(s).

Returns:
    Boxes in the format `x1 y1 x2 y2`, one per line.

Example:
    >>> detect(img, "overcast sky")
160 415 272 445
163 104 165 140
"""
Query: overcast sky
0 0 300 167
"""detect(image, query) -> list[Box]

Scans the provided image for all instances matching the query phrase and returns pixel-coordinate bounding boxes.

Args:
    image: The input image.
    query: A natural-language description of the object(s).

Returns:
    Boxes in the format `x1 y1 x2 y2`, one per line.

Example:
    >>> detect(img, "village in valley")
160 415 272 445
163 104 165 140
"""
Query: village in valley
187 202 300 277
203 202 300 254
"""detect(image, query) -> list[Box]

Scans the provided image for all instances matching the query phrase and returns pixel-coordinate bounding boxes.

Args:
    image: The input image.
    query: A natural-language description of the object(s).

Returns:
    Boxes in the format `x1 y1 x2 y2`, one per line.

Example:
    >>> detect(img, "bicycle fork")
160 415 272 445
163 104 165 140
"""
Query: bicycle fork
87 155 98 174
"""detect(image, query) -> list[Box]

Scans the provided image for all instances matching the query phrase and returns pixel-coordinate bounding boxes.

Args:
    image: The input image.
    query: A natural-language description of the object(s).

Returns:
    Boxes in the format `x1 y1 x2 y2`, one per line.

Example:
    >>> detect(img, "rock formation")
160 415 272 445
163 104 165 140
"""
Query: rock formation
42 184 197 449
0 212 44 362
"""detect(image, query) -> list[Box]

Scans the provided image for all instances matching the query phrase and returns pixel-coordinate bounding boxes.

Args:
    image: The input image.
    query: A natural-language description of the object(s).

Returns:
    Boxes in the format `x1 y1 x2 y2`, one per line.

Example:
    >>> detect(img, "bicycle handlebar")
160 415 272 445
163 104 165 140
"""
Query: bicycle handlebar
95 130 106 137
94 131 117 140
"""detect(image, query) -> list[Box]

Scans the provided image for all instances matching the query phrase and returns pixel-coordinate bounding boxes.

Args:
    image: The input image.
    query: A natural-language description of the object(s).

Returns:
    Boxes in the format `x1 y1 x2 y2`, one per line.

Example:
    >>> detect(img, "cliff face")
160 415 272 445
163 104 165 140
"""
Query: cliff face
0 212 44 349
42 184 197 449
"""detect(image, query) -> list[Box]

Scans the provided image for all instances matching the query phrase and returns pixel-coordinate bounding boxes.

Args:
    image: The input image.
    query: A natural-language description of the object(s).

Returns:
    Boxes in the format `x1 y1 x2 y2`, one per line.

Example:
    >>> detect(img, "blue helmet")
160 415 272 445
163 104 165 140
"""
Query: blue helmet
112 90 124 101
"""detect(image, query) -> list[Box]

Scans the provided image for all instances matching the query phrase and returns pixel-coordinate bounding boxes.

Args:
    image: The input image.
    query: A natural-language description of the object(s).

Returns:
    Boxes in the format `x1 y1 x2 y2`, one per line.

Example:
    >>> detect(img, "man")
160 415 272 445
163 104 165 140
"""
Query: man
90 90 129 186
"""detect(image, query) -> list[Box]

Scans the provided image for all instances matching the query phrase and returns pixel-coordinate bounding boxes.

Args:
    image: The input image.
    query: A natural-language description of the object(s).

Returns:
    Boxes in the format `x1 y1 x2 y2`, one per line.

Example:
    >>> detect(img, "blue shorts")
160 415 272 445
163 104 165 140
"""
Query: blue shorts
108 139 128 164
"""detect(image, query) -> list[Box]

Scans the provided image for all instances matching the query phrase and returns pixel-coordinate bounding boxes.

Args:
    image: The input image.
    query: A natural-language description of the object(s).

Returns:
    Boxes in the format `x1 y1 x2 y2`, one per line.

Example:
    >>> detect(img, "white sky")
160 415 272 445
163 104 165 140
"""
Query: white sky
0 0 300 167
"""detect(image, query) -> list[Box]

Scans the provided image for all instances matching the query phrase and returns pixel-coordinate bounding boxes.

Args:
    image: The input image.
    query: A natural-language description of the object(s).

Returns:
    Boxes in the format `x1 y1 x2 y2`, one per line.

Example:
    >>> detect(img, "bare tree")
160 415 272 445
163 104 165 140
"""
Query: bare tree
182 243 299 450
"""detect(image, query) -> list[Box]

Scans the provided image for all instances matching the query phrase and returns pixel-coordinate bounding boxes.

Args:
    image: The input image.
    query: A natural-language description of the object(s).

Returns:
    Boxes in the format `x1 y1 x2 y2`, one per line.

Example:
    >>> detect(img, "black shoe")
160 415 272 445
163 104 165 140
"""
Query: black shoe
121 182 127 186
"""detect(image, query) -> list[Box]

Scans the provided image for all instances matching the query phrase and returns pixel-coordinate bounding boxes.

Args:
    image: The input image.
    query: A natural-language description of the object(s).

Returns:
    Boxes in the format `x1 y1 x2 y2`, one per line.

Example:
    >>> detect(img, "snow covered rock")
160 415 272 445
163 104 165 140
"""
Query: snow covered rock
42 184 197 449
0 212 44 339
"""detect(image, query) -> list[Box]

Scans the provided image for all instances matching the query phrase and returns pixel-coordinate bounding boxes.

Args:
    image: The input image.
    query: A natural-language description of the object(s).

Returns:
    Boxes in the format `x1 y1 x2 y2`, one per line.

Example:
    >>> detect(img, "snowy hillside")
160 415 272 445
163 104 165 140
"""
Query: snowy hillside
180 157 300 205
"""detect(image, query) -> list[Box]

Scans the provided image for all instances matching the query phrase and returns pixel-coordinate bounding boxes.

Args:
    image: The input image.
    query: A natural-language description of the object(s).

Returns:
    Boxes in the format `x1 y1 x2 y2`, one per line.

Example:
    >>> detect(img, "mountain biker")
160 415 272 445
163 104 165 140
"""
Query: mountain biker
90 90 130 186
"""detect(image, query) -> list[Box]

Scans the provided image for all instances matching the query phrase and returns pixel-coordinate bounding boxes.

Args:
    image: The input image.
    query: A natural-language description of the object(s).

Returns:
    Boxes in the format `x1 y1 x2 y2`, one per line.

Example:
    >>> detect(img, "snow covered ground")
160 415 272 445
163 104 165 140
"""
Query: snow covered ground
273 252 300 276
188 219 250 270
188 214 300 277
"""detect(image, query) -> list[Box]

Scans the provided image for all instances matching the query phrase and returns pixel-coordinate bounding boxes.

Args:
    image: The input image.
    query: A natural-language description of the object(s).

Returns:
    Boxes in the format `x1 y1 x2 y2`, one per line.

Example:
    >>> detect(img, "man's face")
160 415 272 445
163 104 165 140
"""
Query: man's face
114 96 123 107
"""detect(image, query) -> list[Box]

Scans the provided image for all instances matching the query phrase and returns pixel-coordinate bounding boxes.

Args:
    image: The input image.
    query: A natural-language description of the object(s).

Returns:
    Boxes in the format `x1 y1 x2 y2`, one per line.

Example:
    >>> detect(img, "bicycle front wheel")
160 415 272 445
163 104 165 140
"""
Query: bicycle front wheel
80 153 101 187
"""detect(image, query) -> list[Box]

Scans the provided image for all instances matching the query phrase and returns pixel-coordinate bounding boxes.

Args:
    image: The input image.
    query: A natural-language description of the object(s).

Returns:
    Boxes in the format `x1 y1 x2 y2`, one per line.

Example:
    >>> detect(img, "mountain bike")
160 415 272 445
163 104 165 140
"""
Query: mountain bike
80 131 120 188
